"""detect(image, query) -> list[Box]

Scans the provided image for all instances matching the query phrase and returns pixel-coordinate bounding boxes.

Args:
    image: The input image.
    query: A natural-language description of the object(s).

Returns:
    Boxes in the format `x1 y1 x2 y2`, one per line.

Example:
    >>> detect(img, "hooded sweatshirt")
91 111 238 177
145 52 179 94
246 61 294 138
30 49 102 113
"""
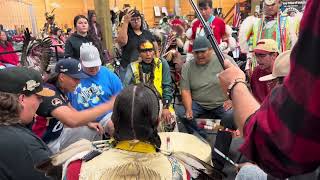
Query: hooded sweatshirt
64 33 93 60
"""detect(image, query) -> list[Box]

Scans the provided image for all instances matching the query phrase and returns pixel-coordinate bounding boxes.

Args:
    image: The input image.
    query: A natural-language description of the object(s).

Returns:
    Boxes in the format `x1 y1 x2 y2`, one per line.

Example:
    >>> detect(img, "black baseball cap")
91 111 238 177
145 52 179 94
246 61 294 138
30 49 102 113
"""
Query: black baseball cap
55 58 89 79
0 67 55 96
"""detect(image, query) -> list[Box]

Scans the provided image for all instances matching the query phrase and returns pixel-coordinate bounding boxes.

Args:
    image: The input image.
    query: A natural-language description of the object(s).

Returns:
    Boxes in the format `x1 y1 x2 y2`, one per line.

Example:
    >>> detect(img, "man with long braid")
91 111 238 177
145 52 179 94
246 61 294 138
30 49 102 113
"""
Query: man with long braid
62 85 223 180
123 39 176 132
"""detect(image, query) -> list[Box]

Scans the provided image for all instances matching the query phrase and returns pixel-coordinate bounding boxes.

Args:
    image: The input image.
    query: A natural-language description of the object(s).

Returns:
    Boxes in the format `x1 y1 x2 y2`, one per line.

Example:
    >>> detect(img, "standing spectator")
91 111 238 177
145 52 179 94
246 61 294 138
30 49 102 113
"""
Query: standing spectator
188 0 226 52
0 67 55 180
56 28 66 43
116 9 157 81
42 10 58 37
63 24 69 34
88 11 103 41
65 28 73 39
0 30 19 67
64 15 103 61
50 27 65 55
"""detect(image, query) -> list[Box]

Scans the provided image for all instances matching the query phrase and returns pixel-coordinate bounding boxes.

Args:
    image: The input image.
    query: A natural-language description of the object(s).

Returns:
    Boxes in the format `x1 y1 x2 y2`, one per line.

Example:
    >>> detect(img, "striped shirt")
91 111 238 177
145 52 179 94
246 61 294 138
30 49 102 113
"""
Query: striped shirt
239 0 320 178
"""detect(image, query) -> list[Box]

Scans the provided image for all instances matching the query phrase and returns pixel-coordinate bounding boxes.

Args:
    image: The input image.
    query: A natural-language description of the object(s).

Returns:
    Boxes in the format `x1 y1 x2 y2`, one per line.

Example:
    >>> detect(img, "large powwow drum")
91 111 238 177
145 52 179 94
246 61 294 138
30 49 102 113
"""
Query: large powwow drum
159 132 212 164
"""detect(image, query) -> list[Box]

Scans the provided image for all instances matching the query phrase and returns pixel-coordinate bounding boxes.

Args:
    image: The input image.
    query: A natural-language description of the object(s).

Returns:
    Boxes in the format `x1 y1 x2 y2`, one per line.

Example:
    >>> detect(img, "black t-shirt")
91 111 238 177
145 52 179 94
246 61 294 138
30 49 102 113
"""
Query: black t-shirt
64 33 92 60
35 83 68 144
64 33 104 62
0 125 51 180
121 29 155 68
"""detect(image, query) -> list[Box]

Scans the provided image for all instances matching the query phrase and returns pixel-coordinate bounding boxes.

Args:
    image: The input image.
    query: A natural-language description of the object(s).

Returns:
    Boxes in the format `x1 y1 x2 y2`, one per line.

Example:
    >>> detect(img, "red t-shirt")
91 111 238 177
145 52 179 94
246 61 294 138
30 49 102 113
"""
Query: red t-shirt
189 16 226 52
0 42 19 65
250 66 277 103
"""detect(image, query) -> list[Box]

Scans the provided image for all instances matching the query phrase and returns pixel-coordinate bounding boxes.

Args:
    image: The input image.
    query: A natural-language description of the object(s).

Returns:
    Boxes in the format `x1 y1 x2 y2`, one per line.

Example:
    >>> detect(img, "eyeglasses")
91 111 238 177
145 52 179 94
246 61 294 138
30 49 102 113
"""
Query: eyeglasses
130 18 141 22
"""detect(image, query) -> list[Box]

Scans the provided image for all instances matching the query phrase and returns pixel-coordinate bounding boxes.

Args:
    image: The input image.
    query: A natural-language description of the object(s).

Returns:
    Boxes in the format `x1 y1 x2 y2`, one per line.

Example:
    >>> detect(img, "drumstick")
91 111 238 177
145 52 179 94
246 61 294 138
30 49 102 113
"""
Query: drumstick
198 123 225 131
213 148 238 167
92 140 109 144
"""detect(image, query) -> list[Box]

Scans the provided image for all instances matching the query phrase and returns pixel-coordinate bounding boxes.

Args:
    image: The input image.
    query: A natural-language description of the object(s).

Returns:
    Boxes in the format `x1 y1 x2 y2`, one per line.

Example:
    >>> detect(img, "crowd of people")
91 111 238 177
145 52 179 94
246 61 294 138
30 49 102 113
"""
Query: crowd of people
0 0 319 179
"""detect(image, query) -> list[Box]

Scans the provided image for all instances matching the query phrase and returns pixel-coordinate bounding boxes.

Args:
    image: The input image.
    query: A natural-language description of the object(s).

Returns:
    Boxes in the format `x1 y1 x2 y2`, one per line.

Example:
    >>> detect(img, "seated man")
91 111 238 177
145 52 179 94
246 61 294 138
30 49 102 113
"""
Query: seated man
250 39 279 103
176 36 237 171
68 43 122 136
0 67 54 179
259 50 291 84
32 58 115 153
123 39 176 132
235 50 320 179
217 0 320 177
63 84 224 180
235 50 292 180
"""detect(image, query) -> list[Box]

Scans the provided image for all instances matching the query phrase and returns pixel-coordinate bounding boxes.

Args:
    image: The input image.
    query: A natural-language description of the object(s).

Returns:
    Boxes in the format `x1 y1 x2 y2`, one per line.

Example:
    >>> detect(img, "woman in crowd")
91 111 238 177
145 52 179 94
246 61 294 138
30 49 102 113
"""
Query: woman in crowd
116 9 157 81
64 15 103 61
50 27 65 55
88 11 103 41
0 30 19 67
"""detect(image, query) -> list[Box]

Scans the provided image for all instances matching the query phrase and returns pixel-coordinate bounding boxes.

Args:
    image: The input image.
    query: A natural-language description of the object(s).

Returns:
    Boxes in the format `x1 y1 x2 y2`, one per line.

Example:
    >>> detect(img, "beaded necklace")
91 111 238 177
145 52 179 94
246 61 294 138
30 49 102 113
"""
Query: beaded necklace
257 13 286 52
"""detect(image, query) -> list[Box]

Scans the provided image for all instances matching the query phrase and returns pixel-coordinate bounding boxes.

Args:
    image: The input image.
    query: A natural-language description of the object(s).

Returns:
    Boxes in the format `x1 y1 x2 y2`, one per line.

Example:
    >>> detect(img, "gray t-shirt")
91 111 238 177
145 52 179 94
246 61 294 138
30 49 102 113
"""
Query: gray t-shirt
180 53 235 109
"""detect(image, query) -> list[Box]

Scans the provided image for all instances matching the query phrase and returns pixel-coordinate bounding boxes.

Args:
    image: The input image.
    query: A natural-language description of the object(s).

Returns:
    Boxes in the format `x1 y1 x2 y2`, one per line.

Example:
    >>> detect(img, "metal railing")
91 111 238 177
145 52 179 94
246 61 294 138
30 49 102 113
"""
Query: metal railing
0 44 64 62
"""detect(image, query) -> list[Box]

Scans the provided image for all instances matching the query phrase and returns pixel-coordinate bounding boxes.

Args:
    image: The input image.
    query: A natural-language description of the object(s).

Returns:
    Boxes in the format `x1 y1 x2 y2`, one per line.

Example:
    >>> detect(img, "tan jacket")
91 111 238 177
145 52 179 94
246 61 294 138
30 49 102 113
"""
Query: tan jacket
79 149 188 180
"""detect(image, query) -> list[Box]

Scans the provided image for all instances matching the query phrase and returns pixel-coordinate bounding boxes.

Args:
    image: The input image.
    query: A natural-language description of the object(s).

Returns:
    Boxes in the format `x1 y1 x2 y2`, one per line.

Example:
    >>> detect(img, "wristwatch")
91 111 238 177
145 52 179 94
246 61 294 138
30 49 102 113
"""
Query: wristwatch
227 78 247 100
163 99 170 109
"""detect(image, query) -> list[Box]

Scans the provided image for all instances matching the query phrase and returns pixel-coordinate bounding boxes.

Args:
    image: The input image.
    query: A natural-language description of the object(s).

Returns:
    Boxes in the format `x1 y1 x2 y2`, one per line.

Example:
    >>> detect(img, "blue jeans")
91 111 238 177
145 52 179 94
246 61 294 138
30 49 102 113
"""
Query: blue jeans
175 101 230 138
176 101 236 170
119 66 127 83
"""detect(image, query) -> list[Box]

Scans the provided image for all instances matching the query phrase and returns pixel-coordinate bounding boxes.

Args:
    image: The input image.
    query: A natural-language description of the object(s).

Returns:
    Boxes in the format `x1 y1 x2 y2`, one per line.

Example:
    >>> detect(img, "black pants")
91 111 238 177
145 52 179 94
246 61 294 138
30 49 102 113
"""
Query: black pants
212 111 237 171
176 103 237 171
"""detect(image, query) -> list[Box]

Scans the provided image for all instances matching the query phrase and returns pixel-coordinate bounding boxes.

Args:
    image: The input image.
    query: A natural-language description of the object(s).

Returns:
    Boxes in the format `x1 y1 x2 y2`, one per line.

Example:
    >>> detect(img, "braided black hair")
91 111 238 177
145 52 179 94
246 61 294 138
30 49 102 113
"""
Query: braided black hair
112 84 161 149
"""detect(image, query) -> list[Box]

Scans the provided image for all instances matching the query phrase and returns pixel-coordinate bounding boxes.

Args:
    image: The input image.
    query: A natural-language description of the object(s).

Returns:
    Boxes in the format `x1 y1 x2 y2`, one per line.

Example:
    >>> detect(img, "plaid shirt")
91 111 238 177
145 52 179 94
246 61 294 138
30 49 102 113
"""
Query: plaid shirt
239 0 320 178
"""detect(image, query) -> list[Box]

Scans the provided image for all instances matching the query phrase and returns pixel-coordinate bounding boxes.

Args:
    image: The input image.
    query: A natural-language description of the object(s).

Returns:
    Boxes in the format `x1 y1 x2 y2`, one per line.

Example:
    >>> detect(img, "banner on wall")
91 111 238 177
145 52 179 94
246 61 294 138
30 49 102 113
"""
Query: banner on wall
280 0 306 15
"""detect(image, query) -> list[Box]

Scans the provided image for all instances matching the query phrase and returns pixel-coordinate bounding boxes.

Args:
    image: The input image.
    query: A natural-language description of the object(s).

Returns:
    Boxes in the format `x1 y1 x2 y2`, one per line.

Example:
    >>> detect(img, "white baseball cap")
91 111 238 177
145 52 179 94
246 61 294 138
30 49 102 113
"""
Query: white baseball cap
264 0 276 6
80 43 102 68
259 50 291 81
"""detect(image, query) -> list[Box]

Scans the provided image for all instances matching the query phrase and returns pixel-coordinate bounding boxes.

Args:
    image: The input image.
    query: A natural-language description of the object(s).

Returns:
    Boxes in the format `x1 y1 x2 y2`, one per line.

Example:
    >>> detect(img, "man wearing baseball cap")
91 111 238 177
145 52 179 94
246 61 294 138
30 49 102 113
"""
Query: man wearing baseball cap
239 0 300 78
250 39 279 103
0 67 54 179
68 43 122 138
259 50 291 84
33 58 116 153
177 36 238 172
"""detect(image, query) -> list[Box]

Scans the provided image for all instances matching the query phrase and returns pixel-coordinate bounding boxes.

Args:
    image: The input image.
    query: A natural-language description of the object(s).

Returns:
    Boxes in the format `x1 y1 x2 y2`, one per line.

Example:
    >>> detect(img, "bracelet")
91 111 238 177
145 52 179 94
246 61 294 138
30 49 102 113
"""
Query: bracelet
227 78 247 100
